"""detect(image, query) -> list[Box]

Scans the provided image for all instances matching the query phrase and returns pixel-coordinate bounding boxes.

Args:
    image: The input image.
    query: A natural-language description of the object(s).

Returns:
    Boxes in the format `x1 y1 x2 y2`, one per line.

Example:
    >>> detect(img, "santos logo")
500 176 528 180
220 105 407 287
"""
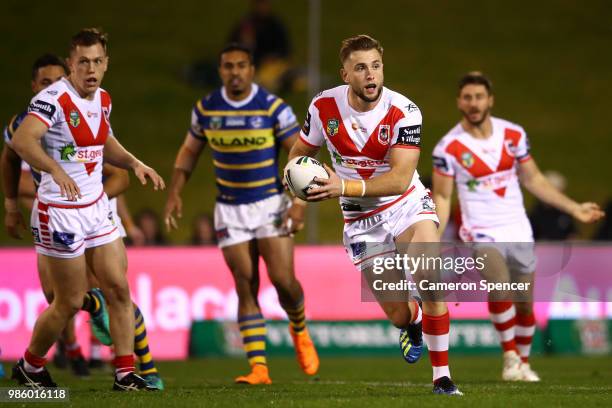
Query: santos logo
0 274 285 332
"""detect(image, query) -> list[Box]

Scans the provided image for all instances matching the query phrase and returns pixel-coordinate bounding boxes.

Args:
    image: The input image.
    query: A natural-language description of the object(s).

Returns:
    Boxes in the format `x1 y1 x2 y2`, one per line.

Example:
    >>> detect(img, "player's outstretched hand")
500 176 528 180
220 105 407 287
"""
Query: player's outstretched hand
163 194 183 232
51 167 81 201
307 163 341 201
133 161 165 190
572 202 605 223
282 199 306 236
4 208 26 239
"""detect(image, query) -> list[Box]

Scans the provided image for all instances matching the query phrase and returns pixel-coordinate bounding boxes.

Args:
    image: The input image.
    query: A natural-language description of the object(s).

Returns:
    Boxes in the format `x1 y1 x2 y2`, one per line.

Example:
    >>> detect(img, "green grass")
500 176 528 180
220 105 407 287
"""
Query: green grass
2 355 611 407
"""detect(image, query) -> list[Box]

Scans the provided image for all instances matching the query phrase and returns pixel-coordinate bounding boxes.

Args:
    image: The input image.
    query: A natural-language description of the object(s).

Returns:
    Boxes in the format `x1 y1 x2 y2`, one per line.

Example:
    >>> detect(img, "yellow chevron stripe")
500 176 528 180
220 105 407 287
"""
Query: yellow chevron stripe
134 322 146 336
196 98 284 117
216 177 276 188
244 341 266 352
136 338 149 350
213 158 274 170
276 124 299 137
248 356 266 364
138 353 152 364
239 318 265 327
7 115 17 136
241 327 267 337
267 98 283 115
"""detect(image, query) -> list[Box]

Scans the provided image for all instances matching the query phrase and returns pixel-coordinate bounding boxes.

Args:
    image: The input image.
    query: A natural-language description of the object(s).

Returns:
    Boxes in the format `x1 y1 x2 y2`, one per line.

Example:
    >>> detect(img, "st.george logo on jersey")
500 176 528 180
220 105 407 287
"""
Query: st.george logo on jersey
326 118 339 136
378 125 390 145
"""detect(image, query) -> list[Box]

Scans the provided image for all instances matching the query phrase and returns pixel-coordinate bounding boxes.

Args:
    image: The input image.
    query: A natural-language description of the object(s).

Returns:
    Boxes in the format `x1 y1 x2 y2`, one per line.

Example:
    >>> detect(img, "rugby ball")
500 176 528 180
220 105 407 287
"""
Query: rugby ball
284 156 329 200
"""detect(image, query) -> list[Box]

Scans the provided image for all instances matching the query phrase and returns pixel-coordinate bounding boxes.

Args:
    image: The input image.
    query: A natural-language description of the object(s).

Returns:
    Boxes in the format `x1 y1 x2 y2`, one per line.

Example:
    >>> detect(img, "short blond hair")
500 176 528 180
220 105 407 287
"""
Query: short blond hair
339 34 383 64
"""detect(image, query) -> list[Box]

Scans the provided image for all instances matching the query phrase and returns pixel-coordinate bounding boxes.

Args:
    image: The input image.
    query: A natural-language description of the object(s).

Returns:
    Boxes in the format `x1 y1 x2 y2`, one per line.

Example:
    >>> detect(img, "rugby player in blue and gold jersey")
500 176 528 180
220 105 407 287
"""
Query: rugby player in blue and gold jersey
164 43 319 384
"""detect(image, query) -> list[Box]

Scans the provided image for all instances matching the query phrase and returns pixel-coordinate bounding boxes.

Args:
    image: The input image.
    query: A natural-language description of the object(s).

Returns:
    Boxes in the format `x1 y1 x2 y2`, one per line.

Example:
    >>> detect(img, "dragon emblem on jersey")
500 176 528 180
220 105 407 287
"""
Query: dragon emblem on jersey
466 179 480 192
378 125 390 145
326 118 339 137
461 152 474 168
210 116 222 130
69 110 80 127
58 143 77 161
332 151 343 165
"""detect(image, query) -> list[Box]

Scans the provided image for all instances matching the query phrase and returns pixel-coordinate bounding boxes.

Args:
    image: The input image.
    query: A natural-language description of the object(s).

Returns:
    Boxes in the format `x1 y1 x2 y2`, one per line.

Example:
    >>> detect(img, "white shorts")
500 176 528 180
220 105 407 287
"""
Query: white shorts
31 193 121 259
459 217 536 274
109 197 127 238
214 194 291 248
343 186 439 269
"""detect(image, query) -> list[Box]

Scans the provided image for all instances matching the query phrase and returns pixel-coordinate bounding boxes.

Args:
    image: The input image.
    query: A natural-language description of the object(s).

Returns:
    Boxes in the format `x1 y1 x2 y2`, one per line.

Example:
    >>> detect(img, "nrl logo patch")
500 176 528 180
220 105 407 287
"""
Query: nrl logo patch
210 116 222 130
69 110 80 127
326 118 339 137
378 125 390 145
461 152 474 168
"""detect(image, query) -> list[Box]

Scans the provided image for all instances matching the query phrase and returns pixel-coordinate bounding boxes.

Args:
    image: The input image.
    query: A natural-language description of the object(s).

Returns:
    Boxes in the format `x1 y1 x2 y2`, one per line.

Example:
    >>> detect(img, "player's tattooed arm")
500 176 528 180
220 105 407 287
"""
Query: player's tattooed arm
104 135 165 191
11 115 81 201
519 158 605 223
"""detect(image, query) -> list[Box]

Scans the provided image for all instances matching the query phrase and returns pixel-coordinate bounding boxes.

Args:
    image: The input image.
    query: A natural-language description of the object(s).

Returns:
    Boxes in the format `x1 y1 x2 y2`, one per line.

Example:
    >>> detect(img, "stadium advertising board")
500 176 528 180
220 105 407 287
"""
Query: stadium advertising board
0 246 610 359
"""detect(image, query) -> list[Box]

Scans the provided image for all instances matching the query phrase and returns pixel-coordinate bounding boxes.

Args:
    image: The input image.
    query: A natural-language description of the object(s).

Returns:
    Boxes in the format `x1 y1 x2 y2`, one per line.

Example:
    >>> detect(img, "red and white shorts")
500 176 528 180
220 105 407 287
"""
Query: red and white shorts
343 185 439 269
31 193 121 259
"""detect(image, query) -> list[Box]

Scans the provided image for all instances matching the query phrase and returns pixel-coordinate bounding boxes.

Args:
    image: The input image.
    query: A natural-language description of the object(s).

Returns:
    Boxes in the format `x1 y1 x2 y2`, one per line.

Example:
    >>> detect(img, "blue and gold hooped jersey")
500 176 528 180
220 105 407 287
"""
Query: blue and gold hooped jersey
3 110 42 188
189 84 300 204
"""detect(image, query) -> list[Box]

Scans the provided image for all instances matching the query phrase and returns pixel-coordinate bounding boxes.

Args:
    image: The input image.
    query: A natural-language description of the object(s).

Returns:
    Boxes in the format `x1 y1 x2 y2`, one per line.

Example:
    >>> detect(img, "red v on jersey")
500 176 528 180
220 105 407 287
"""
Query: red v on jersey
58 91 111 176
446 128 521 198
58 92 110 147
315 97 404 180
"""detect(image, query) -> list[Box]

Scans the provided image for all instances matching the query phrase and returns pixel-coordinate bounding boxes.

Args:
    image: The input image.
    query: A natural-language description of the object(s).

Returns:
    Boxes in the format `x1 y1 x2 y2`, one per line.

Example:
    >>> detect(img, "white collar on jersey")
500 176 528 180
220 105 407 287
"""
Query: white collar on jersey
221 83 259 108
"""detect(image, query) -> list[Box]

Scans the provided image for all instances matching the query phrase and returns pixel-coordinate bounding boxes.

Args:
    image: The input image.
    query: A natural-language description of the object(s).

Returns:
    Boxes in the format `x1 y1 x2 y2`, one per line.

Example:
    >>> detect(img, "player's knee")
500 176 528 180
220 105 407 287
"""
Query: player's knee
514 301 533 315
422 301 447 316
53 296 83 317
101 279 131 305
43 289 55 304
269 272 295 293
383 305 411 328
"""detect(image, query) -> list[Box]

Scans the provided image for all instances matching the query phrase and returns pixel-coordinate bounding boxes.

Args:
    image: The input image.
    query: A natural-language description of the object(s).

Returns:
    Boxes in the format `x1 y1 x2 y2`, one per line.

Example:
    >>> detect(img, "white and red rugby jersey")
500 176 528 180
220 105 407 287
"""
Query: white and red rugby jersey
299 85 424 222
432 116 532 228
27 78 113 206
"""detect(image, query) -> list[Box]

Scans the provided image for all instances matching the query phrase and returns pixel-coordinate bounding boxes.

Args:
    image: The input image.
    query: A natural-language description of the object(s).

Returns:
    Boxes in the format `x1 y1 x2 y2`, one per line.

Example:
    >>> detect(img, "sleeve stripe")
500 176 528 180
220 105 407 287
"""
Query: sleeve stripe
276 123 299 137
7 115 17 136
196 100 206 116
299 133 320 148
27 112 51 128
189 129 207 141
268 98 284 116
518 155 532 163
433 167 454 178
391 145 420 150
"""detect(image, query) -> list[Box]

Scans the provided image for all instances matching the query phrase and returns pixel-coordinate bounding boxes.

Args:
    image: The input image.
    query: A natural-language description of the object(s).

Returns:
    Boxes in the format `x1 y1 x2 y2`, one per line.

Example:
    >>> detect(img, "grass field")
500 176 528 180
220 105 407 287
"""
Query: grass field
1 356 610 407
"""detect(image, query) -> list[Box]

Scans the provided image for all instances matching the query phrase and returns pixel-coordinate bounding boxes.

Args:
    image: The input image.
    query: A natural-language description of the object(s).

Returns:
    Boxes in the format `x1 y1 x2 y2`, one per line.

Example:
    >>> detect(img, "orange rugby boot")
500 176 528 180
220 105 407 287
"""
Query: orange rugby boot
290 326 320 376
234 364 272 385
